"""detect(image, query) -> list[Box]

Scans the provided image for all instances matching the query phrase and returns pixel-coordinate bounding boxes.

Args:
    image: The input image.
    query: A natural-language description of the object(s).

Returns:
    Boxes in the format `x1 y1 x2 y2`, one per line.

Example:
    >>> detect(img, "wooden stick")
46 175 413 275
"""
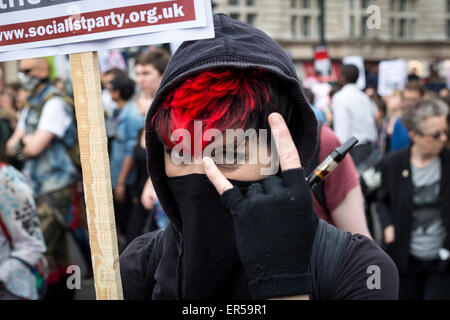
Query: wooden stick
69 51 123 300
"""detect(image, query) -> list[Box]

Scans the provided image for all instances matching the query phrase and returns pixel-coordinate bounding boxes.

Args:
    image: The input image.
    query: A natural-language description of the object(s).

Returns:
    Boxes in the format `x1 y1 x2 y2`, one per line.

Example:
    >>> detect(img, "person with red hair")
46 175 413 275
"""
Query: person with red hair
120 14 398 300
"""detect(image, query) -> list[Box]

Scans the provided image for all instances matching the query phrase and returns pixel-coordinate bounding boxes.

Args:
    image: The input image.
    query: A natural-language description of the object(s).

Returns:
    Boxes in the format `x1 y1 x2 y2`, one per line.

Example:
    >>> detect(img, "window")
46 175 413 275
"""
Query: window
389 0 396 11
303 0 311 8
448 0 450 12
247 13 257 26
228 0 239 5
291 16 298 37
399 18 406 37
302 16 311 36
409 19 415 38
230 13 240 20
389 0 416 40
291 0 298 8
447 20 450 39
400 0 406 11
349 0 354 10
318 15 323 38
389 18 395 38
361 16 368 37
246 0 255 5
361 0 369 9
350 16 355 37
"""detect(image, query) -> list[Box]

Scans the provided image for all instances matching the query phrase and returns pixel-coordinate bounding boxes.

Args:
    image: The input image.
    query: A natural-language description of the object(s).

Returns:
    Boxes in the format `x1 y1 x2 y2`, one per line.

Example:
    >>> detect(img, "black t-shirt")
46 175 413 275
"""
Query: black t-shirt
120 226 399 300
332 234 399 299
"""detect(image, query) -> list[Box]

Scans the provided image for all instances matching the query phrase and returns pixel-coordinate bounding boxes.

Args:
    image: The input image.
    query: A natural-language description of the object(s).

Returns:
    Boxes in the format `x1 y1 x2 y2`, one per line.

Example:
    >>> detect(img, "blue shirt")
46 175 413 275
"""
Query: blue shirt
311 104 327 123
110 101 145 188
390 118 411 152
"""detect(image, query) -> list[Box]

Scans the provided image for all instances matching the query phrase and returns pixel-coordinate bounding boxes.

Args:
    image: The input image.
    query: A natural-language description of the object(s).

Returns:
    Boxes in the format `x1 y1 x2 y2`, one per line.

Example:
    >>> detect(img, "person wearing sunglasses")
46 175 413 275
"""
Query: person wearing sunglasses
377 98 450 300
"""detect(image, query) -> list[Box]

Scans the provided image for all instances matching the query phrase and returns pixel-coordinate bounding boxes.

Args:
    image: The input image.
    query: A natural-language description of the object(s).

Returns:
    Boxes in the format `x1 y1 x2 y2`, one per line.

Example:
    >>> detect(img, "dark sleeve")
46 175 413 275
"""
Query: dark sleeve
119 231 160 300
376 158 393 229
331 234 399 300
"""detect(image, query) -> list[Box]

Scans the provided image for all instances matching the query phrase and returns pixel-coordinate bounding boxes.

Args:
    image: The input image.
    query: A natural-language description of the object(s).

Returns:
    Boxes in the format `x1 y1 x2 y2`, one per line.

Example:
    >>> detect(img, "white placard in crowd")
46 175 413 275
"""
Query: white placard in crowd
343 55 366 90
378 59 408 97
0 0 214 61
447 65 450 90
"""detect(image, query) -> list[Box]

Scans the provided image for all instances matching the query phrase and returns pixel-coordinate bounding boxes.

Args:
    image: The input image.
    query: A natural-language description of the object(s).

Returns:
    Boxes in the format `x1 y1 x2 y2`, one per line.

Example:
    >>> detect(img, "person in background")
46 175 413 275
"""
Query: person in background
139 176 168 232
304 87 371 238
440 88 449 99
408 68 420 82
2 83 21 99
134 47 170 116
126 48 171 245
6 58 79 299
424 90 439 100
14 88 29 112
331 64 378 166
303 87 326 124
0 91 18 131
326 83 341 127
366 88 390 153
101 68 128 154
108 75 144 246
382 91 403 152
0 123 47 300
5 88 29 172
307 121 372 239
377 99 450 299
52 78 65 95
442 94 450 149
390 81 425 152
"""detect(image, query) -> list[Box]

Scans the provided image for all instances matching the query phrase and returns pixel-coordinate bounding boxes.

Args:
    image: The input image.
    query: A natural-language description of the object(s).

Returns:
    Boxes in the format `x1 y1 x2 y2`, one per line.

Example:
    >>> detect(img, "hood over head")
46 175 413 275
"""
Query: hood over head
145 13 317 233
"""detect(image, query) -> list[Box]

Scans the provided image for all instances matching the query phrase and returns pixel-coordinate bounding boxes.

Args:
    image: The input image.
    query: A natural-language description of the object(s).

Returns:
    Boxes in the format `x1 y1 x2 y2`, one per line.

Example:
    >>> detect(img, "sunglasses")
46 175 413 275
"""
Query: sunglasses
418 129 449 140
18 68 34 75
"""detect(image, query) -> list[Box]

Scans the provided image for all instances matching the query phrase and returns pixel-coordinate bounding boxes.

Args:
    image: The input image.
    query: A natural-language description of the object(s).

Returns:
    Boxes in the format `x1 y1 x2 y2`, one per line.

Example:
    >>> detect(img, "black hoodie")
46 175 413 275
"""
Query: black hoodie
120 14 399 300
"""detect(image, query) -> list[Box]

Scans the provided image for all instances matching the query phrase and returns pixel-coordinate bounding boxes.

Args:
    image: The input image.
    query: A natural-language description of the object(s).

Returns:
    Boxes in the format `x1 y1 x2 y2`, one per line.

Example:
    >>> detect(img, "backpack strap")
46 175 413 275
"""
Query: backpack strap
144 229 164 299
35 92 74 117
35 92 80 168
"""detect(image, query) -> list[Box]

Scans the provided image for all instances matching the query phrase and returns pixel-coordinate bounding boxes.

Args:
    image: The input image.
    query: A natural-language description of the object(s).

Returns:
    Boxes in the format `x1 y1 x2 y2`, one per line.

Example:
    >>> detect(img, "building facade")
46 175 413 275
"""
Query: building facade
2 1 449 84
213 0 450 78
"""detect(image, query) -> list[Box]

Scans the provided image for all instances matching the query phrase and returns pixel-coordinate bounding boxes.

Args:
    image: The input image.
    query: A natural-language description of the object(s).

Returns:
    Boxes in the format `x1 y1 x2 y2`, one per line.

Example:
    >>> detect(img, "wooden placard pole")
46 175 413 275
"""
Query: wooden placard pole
69 51 123 300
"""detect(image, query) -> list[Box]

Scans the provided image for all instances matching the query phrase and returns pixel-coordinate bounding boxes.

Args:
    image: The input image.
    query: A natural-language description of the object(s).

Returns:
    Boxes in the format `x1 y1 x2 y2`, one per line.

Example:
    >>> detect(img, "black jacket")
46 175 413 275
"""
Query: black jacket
377 146 450 275
120 13 398 300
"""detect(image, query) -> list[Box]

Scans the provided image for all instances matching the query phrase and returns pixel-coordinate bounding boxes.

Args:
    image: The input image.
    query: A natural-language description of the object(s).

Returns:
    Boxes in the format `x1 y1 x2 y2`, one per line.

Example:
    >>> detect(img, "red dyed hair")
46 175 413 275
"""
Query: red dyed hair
152 69 273 154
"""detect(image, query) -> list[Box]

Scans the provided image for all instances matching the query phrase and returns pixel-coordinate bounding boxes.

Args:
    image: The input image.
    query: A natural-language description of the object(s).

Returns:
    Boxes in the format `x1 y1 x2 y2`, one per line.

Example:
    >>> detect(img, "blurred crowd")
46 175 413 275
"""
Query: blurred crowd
1 45 450 300
0 47 170 300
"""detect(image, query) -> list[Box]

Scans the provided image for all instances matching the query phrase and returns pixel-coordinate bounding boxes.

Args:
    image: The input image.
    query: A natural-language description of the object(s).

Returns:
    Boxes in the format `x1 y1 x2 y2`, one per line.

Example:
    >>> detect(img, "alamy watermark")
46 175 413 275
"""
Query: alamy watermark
366 265 381 290
366 5 381 30
66 264 81 290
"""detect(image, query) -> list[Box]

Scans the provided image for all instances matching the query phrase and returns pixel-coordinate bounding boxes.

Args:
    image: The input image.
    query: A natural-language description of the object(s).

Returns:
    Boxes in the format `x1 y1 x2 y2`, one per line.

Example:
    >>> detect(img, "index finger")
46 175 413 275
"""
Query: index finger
268 112 302 171
202 157 234 195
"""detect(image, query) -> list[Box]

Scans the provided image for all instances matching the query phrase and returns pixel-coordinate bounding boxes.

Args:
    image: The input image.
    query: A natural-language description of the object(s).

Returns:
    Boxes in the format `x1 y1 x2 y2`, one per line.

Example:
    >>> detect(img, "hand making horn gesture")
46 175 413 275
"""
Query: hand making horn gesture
202 112 319 300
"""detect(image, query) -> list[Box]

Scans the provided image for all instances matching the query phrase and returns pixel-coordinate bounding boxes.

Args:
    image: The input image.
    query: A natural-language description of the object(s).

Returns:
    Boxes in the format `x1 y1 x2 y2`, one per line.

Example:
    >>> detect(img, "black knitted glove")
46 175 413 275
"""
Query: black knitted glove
220 168 319 300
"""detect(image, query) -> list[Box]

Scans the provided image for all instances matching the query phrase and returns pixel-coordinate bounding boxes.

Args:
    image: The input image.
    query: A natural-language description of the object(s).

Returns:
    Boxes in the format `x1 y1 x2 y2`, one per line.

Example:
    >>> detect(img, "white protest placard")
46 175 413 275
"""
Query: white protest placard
343 55 366 90
378 59 408 97
0 0 214 61
447 65 450 90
